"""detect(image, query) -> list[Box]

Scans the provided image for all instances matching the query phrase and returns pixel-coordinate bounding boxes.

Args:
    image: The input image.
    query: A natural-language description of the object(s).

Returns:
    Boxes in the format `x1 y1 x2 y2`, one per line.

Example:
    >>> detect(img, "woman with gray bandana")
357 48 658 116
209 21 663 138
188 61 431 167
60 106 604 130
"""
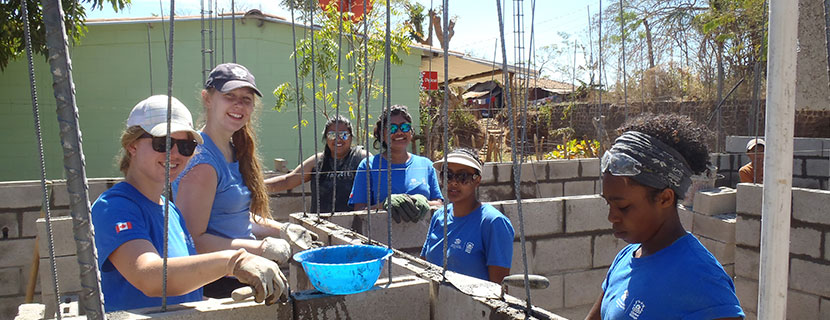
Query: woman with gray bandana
586 114 744 320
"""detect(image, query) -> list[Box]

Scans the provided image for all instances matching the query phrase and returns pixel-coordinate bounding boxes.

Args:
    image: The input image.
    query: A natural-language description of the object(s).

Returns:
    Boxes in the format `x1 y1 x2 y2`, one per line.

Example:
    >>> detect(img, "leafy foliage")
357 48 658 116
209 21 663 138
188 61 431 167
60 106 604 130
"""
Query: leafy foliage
545 139 600 160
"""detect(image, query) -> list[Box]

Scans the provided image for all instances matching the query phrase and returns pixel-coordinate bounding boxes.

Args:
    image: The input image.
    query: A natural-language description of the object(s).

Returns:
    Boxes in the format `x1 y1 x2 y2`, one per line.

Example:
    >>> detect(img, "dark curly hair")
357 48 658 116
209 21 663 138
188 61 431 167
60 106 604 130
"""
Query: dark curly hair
616 113 710 175
373 105 412 150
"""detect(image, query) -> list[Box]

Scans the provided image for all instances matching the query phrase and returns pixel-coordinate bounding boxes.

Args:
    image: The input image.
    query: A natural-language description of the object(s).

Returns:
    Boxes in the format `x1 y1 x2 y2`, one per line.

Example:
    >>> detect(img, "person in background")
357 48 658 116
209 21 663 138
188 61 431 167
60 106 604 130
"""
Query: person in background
586 114 743 320
92 95 286 312
173 63 316 298
266 115 369 213
348 105 443 223
739 138 764 184
420 148 514 283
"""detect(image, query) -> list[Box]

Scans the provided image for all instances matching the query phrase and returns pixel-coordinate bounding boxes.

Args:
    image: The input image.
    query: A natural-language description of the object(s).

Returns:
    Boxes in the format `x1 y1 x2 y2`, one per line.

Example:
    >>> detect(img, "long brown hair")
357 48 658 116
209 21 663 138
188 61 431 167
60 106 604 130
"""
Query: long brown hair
118 126 148 175
203 88 271 219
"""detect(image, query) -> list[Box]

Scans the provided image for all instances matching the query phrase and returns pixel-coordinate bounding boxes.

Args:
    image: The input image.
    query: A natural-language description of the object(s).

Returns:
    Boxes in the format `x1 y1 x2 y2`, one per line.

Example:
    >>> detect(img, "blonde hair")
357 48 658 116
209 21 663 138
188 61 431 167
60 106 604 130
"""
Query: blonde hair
118 126 148 175
202 88 271 219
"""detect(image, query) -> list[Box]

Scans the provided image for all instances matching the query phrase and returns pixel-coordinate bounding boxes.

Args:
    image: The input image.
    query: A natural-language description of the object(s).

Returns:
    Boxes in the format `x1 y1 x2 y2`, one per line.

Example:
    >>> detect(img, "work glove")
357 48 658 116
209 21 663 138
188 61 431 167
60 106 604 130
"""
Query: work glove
384 193 412 223
259 237 291 265
401 194 431 222
229 249 288 305
280 222 319 251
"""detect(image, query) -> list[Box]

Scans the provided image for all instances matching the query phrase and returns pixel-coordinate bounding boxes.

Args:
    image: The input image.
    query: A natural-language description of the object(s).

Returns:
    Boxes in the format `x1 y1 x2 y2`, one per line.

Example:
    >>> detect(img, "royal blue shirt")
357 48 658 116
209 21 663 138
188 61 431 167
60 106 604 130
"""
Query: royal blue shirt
173 132 254 240
348 153 443 206
420 203 514 281
601 233 744 319
91 182 202 312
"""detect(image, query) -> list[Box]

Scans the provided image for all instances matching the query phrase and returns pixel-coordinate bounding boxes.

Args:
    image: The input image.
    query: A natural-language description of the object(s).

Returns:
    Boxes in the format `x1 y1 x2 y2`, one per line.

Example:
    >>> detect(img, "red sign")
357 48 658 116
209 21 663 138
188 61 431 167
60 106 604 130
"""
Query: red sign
420 71 438 91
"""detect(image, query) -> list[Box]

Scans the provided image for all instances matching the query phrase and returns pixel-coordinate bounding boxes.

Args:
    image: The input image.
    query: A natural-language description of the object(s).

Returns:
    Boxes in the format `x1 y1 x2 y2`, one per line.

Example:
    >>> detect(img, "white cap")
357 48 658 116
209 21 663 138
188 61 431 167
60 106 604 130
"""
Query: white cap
127 95 203 144
746 138 765 151
433 151 483 173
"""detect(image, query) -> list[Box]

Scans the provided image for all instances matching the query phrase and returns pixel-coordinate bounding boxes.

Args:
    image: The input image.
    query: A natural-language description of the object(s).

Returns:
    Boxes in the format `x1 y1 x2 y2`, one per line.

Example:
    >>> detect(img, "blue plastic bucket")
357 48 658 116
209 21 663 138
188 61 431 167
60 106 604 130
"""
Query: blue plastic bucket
293 244 394 295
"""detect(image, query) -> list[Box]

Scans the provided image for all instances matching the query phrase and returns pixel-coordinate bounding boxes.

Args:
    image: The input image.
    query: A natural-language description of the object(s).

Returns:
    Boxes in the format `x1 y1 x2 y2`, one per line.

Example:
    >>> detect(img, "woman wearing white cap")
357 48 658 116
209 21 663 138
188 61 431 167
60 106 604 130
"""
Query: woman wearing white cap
91 95 287 312
420 148 514 283
173 63 316 297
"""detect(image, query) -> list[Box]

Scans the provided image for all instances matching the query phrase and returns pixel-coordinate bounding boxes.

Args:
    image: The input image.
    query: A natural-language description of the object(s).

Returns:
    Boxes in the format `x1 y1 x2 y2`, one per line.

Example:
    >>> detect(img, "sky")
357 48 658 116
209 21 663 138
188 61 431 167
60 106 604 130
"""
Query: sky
83 0 604 82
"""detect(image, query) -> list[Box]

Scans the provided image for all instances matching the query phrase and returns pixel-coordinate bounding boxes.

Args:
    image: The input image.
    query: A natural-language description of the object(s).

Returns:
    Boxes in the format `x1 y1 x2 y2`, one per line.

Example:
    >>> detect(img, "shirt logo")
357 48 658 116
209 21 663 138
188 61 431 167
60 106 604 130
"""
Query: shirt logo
616 290 628 309
465 242 474 253
451 238 463 250
230 66 248 79
629 300 645 319
115 222 133 233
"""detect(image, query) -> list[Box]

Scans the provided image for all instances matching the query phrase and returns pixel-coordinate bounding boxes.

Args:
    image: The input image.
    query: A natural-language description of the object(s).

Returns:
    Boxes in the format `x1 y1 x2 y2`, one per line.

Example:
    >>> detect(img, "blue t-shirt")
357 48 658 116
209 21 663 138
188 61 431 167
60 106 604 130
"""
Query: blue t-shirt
420 203 514 281
600 233 744 319
173 132 254 240
348 153 443 206
91 182 202 312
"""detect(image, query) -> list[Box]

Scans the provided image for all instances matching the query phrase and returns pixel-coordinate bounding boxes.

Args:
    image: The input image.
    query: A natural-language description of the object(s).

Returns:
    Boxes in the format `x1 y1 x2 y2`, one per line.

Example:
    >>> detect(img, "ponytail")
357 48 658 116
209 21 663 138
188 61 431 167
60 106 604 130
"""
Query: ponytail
234 123 271 219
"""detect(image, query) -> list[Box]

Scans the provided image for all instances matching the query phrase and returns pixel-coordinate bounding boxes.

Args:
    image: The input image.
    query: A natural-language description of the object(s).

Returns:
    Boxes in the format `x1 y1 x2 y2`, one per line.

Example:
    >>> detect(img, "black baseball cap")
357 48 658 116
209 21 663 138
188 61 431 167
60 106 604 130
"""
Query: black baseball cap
205 63 262 97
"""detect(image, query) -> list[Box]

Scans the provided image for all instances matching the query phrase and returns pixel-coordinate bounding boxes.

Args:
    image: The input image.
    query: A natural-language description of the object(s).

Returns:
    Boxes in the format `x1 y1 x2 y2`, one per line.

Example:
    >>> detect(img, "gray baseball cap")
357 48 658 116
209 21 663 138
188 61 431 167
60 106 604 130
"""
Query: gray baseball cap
205 63 262 97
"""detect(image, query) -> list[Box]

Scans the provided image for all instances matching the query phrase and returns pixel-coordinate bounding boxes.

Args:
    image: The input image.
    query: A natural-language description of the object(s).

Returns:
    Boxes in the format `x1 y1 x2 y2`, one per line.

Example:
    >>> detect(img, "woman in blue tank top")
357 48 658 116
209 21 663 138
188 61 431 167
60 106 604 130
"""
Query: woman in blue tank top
585 114 743 320
173 64 316 298
91 95 286 311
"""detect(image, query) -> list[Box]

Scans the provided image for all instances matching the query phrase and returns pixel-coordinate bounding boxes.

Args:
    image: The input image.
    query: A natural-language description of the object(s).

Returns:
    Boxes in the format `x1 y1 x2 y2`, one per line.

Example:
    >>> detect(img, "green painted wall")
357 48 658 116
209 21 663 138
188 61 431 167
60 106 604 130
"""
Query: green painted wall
0 16 422 181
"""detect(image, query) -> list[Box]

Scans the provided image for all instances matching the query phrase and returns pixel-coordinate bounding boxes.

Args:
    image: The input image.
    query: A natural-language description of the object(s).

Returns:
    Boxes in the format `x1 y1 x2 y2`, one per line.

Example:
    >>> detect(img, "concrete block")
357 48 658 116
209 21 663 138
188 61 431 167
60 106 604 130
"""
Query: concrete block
479 185 513 203
21 211 40 237
825 140 830 157
2 296 26 320
793 158 805 176
791 227 822 258
0 182 44 209
496 163 513 183
115 294 292 320
501 198 564 237
735 247 759 280
564 195 609 233
792 188 830 224
432 279 497 320
736 183 762 216
592 234 627 268
363 211 429 250
38 255 81 295
787 289 820 320
736 215 761 248
534 237 592 273
521 162 548 182
53 180 110 207
821 298 830 320
698 237 734 265
579 158 600 178
0 212 19 239
37 216 76 257
548 160 580 180
692 187 737 216
538 182 564 198
692 213 736 243
563 180 595 196
0 238 34 268
805 159 828 177
793 177 822 189
0 267 21 296
15 303 45 320
511 241 534 274
789 258 830 297
552 305 594 320
722 264 734 278
794 138 824 156
826 232 830 261
678 205 694 230
725 136 751 153
735 276 758 313
563 269 607 308
509 274 564 311
520 183 539 199
480 163 497 184
717 154 733 172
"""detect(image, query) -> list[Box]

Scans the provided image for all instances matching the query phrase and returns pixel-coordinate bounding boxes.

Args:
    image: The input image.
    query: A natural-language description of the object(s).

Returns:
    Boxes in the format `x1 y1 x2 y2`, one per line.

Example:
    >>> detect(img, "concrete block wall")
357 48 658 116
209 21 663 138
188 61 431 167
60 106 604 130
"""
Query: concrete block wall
715 136 830 190
735 184 830 319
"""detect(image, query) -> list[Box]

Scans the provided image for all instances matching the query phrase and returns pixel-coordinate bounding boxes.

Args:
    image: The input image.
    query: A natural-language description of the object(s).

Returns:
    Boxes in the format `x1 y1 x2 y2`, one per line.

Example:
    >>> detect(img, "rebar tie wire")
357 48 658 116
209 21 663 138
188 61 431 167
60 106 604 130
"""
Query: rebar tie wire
22 1 62 318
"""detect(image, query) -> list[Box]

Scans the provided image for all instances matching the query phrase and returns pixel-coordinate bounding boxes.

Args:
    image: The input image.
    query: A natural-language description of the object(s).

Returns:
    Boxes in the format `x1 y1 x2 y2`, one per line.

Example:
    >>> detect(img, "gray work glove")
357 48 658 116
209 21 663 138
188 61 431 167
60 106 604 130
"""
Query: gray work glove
229 249 288 305
280 222 319 251
384 193 412 223
401 194 431 222
259 237 291 265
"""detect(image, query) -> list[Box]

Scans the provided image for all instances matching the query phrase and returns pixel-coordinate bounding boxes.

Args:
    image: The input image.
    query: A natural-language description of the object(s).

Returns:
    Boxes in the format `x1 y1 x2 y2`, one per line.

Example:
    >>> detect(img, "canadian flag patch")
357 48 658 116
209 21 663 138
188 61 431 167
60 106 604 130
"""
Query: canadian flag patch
115 222 132 233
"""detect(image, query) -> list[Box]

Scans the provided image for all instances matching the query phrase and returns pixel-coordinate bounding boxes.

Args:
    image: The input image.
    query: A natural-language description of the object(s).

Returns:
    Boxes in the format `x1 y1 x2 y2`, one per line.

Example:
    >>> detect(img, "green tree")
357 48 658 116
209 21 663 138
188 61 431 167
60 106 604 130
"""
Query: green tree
0 0 129 70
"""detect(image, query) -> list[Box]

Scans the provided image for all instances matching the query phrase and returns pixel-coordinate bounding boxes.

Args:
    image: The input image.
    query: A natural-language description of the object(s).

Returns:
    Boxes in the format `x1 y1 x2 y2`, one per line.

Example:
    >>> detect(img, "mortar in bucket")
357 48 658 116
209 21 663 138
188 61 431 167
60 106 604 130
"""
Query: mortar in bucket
293 244 394 295
681 164 724 208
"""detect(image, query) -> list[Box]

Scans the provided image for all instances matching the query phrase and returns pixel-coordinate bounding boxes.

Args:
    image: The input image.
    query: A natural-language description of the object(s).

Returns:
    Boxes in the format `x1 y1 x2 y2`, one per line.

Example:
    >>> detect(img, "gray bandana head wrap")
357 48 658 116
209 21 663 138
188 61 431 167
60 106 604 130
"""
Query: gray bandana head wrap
604 131 693 199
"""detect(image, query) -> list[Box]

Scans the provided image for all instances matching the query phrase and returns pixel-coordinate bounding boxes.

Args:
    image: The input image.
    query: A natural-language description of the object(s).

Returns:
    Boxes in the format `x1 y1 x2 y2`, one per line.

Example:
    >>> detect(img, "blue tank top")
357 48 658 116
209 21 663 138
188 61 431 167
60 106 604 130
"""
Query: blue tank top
174 132 254 240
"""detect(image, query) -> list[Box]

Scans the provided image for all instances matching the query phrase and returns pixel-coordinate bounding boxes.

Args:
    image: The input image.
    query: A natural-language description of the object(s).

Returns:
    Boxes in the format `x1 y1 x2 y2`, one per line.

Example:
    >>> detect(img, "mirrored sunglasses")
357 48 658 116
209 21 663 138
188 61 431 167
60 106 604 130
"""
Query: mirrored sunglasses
326 131 351 141
140 133 198 157
439 170 480 184
389 122 412 134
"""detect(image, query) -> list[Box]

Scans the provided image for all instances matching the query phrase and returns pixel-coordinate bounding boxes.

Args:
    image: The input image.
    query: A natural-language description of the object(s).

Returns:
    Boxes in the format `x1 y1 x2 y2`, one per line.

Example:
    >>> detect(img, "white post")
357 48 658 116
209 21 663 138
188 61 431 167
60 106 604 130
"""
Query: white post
758 0 798 318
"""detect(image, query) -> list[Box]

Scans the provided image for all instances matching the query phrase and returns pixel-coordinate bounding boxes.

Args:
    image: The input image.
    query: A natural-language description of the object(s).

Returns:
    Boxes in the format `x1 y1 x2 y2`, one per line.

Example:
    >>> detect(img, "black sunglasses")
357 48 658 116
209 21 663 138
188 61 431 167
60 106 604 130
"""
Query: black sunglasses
439 169 480 184
139 133 198 157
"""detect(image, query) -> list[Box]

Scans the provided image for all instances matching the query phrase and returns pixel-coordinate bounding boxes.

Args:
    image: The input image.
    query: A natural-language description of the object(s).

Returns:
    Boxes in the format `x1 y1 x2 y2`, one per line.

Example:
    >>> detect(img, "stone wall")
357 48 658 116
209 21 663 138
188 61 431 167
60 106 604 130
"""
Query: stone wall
734 184 830 319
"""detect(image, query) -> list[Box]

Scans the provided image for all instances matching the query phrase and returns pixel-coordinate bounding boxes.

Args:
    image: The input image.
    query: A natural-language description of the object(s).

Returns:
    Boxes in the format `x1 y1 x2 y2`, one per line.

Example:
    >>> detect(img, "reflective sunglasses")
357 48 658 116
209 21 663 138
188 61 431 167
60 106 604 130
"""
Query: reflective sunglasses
439 169 480 184
326 130 350 141
389 122 412 134
140 133 198 157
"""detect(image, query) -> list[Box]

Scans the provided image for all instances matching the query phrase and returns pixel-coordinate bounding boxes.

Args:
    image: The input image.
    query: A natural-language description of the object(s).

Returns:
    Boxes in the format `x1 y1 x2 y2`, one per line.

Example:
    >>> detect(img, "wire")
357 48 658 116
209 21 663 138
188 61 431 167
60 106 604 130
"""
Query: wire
289 2 308 217
160 0 177 311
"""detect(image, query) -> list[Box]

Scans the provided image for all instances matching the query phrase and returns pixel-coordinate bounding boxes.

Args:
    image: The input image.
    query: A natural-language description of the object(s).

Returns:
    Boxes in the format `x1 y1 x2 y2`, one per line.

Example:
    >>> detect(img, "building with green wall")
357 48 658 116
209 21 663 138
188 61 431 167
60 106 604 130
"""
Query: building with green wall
0 12 422 181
